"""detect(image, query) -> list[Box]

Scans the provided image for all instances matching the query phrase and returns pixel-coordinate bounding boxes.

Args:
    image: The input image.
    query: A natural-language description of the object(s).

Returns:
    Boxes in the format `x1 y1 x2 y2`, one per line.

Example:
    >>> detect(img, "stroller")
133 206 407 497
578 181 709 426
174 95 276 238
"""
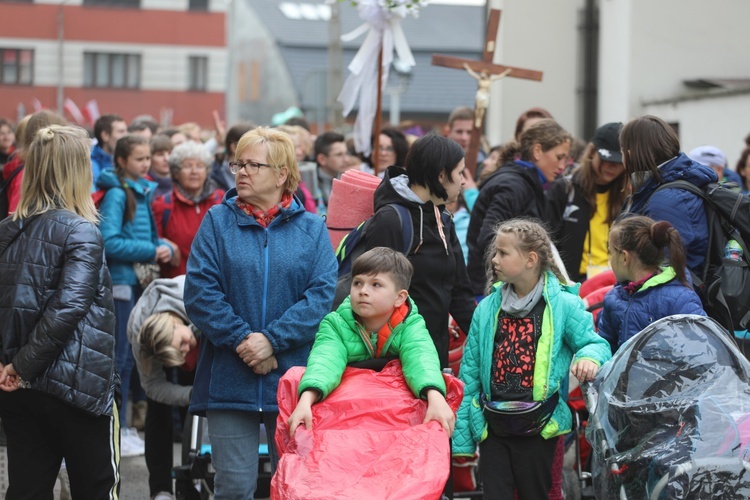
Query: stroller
174 415 273 499
585 314 750 499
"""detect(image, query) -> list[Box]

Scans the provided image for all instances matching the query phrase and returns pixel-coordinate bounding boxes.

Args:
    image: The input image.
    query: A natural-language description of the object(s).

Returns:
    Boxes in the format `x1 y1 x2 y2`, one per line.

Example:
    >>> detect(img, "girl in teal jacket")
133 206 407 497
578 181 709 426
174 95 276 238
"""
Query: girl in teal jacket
97 134 175 440
453 219 611 499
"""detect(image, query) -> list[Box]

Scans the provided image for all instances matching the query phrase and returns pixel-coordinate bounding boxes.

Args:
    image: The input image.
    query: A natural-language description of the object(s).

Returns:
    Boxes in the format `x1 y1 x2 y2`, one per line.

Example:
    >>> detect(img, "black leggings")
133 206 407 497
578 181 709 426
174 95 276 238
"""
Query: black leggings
145 367 193 496
479 432 558 499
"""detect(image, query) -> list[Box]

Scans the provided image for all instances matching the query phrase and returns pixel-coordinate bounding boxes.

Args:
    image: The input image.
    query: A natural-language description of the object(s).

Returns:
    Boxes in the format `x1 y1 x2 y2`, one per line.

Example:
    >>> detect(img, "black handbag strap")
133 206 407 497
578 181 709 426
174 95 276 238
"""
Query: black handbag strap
0 214 41 260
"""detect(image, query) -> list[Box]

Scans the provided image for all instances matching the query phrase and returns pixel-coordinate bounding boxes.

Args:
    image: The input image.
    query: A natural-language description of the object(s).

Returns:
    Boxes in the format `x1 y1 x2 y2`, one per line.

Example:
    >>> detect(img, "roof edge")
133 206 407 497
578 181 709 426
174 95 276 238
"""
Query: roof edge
642 85 750 106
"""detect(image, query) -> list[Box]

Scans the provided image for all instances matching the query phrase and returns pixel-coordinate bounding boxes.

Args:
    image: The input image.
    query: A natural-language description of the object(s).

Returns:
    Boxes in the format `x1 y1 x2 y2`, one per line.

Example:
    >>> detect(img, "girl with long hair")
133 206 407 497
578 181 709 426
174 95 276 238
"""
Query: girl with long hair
96 133 176 456
467 119 572 296
547 122 629 282
0 125 119 498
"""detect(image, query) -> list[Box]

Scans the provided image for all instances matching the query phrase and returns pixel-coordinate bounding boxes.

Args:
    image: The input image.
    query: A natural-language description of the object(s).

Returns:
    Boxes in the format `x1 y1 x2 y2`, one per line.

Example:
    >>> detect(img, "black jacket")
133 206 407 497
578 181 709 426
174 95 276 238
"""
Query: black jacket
363 166 476 368
0 209 117 417
545 173 594 283
466 162 546 295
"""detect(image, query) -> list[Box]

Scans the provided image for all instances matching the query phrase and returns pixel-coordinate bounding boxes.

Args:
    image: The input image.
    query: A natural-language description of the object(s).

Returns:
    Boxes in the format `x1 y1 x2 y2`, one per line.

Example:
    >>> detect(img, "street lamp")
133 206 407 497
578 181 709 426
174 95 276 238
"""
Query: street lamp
386 57 413 126
56 1 67 115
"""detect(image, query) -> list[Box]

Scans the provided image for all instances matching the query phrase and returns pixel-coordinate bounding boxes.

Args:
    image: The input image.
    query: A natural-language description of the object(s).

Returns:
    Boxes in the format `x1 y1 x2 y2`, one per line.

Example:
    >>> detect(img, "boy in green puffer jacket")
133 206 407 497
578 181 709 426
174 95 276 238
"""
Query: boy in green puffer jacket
288 247 455 437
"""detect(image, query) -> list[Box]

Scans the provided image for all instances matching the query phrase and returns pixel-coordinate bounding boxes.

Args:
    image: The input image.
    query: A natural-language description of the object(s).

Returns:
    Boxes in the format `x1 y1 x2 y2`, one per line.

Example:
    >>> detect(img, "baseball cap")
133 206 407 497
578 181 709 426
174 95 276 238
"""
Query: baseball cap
592 122 623 163
688 145 726 167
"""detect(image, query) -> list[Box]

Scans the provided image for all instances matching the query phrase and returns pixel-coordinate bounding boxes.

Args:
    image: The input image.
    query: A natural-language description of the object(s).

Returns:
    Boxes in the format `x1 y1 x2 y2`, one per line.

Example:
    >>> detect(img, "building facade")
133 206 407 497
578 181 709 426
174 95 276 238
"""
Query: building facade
227 0 484 130
0 0 228 128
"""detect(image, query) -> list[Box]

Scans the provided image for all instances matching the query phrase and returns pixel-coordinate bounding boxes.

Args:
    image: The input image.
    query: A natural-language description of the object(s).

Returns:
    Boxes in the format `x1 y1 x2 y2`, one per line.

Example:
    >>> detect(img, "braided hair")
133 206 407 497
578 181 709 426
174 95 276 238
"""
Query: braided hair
485 218 567 293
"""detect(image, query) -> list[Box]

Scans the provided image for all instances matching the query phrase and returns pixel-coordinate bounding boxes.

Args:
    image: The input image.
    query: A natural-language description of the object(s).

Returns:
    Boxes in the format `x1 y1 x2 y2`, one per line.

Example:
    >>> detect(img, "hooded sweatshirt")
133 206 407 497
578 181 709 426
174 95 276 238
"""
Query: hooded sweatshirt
361 166 476 368
127 275 197 406
627 153 718 275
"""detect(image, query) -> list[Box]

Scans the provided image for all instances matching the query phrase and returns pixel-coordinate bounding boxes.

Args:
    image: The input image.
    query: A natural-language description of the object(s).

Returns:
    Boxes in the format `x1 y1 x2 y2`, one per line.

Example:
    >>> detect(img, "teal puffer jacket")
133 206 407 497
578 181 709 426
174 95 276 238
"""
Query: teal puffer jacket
453 272 611 455
97 168 163 286
298 297 446 400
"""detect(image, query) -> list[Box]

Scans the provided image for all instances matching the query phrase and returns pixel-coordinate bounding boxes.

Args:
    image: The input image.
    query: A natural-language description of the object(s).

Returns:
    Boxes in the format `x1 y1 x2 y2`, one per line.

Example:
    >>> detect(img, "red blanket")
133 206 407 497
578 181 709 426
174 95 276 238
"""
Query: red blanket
273 361 463 499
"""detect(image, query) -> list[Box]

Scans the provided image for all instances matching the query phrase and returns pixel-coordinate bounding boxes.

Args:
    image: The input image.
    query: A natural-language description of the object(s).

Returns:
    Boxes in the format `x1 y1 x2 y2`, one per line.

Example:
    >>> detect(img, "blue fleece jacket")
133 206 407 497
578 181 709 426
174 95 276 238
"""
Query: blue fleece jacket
96 168 163 285
628 153 718 275
184 189 338 414
597 267 706 354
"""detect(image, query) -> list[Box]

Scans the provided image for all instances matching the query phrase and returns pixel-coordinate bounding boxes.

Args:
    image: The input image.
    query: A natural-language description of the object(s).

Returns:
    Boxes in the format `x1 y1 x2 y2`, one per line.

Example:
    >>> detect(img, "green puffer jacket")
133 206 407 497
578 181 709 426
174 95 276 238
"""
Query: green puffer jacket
298 297 446 400
453 272 611 455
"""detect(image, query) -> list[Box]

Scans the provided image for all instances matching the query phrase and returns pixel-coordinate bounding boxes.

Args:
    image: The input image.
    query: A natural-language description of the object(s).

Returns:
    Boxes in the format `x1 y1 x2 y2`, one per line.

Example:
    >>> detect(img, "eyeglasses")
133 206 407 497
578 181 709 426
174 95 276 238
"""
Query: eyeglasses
377 145 395 153
229 160 272 174
180 162 208 172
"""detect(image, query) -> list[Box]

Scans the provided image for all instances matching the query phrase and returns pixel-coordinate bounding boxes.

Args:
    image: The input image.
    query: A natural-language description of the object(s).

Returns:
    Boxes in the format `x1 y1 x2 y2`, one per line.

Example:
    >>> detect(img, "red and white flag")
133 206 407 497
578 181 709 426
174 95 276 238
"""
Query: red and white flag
83 99 100 126
64 98 85 125
31 98 43 113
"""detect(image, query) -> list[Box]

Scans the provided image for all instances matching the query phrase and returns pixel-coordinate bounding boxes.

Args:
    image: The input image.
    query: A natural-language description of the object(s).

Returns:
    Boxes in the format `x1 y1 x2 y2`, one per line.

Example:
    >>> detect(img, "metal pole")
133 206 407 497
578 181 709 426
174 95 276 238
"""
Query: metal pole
327 2 344 128
57 3 64 115
390 91 400 126
372 47 383 176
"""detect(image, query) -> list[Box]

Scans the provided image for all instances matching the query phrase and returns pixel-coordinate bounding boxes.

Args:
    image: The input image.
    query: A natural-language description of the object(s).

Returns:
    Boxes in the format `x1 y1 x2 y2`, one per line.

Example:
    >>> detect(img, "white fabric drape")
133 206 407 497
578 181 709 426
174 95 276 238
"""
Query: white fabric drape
337 1 417 156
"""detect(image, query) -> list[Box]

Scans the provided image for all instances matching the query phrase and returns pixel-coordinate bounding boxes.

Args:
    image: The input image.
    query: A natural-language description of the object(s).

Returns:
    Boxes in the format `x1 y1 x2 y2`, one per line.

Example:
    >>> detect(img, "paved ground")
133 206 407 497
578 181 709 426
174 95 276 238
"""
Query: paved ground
118 442 171 500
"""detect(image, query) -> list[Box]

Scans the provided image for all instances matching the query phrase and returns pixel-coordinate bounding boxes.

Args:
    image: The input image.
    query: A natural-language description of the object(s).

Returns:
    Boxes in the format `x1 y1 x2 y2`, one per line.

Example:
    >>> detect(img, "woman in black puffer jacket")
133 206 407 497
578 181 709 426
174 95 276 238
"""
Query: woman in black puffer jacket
0 125 119 499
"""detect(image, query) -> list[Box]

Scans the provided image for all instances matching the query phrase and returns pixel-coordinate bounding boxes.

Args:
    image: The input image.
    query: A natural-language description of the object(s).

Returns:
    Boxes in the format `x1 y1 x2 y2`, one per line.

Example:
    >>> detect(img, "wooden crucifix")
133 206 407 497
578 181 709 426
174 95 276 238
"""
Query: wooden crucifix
432 9 543 178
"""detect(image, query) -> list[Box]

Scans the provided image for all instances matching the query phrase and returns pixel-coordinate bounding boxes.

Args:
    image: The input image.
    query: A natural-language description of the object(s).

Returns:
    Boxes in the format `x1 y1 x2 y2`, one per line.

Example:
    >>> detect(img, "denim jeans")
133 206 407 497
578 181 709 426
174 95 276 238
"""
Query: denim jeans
206 410 279 500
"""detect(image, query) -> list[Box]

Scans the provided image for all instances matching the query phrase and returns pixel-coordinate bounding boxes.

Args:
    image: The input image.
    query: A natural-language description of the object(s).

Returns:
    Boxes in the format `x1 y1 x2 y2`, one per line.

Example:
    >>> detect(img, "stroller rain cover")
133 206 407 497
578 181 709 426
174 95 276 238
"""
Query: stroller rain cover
586 315 750 499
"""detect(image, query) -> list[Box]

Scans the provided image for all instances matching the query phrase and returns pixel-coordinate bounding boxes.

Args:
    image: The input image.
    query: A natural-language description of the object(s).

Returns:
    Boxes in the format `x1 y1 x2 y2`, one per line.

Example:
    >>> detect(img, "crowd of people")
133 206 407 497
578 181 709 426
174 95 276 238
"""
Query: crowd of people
0 103 748 499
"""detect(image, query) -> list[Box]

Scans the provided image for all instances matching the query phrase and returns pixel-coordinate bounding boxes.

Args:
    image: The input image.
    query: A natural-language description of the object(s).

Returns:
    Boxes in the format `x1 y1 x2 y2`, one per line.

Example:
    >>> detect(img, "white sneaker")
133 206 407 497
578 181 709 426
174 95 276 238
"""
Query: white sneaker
125 427 145 446
153 492 174 500
120 428 145 457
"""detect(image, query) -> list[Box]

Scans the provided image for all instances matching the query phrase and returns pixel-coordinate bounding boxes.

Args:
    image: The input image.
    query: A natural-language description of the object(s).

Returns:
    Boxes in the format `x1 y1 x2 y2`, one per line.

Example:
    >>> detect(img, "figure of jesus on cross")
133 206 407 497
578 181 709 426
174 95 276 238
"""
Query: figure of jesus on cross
432 10 543 177
464 64 512 128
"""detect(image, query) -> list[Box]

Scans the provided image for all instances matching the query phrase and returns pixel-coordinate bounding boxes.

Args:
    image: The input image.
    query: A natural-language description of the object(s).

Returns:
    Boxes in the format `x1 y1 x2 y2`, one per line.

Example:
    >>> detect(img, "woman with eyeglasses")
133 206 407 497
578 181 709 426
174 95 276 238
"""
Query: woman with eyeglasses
363 127 410 176
152 141 225 279
184 126 337 499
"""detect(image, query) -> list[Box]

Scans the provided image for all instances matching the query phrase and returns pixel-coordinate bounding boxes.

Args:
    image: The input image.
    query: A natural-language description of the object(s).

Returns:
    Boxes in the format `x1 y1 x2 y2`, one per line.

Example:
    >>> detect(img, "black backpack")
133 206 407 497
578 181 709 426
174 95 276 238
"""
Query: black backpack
331 203 451 309
651 180 750 331
0 164 24 219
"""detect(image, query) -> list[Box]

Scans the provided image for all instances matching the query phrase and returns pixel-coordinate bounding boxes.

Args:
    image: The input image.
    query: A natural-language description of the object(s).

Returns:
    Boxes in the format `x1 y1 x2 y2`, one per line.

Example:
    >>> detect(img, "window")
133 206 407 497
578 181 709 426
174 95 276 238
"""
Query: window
189 0 209 11
0 48 33 85
83 0 141 7
188 56 208 91
84 52 141 89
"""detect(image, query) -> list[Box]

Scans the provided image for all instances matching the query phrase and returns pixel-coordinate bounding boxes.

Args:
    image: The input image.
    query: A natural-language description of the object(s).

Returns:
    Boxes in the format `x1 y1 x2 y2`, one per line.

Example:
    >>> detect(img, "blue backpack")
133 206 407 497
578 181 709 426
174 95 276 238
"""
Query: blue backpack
332 203 450 309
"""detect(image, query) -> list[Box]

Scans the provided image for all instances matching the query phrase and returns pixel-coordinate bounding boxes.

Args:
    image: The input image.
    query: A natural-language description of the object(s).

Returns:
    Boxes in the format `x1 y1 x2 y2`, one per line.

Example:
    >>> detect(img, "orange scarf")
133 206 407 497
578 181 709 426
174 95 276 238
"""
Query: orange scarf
236 192 293 228
375 302 409 357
